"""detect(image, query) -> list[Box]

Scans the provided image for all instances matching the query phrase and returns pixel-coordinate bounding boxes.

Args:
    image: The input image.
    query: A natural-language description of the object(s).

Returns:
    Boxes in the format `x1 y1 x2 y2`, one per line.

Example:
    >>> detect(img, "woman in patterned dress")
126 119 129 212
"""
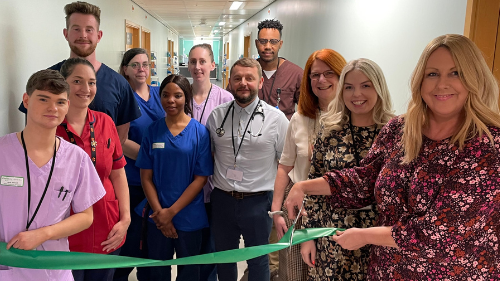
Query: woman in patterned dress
286 34 500 280
271 49 346 281
300 58 394 281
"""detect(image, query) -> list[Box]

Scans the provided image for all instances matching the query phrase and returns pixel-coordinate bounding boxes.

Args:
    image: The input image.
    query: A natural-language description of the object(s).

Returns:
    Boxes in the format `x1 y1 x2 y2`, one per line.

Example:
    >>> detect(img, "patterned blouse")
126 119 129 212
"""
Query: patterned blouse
303 123 380 281
324 116 500 280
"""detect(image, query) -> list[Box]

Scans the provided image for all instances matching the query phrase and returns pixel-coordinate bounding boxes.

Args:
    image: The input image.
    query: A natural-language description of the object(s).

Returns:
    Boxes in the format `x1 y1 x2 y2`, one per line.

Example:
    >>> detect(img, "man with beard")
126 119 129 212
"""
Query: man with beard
206 58 288 281
255 19 302 121
19 1 140 144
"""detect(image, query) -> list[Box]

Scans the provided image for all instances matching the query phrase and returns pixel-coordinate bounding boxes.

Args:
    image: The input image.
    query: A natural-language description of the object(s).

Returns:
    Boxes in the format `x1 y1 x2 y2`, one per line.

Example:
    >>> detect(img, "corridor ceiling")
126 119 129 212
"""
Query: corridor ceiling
133 0 276 38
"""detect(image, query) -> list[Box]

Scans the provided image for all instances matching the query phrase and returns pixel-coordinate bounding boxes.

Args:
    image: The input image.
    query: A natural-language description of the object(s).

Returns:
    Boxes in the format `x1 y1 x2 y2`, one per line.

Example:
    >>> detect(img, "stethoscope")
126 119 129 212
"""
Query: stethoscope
216 100 265 138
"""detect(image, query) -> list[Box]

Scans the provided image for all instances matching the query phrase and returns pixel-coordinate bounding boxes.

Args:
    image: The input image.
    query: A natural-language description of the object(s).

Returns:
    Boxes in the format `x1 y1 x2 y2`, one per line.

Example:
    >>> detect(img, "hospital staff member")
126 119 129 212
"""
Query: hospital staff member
0 69 105 281
56 57 130 281
206 57 289 281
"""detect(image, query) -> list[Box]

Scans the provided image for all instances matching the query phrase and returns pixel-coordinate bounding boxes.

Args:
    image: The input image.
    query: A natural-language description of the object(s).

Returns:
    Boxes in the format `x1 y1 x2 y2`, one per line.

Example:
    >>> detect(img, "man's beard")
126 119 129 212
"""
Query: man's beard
258 51 278 63
233 88 258 105
69 41 97 58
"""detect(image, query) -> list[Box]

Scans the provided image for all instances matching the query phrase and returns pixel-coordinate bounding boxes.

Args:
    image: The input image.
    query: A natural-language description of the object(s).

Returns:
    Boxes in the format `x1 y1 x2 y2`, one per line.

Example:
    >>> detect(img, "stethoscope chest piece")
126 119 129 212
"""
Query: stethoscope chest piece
216 127 225 137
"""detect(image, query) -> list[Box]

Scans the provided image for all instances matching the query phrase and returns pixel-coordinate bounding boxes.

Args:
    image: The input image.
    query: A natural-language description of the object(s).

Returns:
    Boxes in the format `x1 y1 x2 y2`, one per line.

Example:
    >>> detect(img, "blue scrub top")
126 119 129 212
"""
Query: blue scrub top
125 86 165 186
135 118 213 231
19 61 141 126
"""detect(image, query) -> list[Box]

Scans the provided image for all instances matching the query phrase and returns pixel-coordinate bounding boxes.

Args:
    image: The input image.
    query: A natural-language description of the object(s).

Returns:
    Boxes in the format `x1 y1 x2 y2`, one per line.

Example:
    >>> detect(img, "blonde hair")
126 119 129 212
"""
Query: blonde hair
402 34 500 163
321 58 395 133
230 57 262 80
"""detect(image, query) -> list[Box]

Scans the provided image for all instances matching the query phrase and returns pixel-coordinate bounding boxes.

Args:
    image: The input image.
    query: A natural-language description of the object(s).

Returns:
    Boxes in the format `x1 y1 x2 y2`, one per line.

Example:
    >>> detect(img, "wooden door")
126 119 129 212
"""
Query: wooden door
464 0 500 108
125 20 140 50
223 42 230 89
141 29 151 84
244 35 250 57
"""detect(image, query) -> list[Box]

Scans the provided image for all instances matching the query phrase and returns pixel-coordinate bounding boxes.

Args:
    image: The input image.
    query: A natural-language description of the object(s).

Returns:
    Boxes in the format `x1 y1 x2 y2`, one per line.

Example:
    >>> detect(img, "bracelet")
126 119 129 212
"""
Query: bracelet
268 210 284 218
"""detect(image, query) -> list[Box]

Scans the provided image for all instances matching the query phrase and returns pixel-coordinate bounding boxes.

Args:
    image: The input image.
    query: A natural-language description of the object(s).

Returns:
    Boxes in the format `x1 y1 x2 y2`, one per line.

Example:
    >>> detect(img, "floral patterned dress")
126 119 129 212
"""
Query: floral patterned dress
302 123 380 281
323 116 500 280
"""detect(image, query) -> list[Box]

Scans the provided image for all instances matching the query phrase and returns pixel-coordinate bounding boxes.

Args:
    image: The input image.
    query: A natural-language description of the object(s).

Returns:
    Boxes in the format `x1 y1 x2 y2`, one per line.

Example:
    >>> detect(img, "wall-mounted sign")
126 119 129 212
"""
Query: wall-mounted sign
126 32 133 45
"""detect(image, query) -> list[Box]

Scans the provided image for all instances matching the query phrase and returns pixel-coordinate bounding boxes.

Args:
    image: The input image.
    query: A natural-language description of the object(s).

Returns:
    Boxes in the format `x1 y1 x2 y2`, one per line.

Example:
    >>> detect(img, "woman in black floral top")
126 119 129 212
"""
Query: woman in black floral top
287 34 500 280
301 58 394 281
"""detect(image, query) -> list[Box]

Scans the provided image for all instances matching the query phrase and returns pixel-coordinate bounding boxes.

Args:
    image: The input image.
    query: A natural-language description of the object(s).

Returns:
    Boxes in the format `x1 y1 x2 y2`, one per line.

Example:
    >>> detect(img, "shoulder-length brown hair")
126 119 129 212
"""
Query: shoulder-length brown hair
298 49 346 119
402 34 500 163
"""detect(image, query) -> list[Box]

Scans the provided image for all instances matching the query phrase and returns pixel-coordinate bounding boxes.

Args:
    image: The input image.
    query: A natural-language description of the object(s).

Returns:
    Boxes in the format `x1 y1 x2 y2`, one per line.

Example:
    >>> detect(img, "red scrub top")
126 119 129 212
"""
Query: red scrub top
57 109 127 254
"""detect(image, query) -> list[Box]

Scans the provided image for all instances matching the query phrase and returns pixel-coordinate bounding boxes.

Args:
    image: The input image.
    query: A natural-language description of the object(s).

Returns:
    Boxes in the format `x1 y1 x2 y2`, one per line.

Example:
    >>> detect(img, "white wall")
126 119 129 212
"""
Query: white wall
0 0 178 135
224 0 467 114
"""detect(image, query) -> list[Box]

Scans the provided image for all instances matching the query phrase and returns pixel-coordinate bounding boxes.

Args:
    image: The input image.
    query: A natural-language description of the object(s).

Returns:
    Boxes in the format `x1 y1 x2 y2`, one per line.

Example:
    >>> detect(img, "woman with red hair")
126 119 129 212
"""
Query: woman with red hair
271 49 346 280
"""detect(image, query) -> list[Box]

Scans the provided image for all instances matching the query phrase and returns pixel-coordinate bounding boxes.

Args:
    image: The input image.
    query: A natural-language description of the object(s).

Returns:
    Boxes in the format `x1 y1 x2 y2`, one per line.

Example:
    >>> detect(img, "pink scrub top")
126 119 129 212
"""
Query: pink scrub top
0 133 105 281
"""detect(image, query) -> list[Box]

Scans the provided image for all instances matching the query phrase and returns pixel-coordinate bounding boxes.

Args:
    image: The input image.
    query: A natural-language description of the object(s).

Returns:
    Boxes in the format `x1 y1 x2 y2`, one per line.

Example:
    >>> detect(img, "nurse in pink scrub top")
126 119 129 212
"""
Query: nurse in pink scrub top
0 70 105 281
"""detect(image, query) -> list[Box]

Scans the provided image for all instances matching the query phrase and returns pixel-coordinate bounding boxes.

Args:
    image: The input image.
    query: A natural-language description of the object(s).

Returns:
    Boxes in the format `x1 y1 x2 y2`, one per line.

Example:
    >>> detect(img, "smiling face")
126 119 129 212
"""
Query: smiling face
310 59 339 106
343 69 378 125
123 54 149 85
66 64 97 109
161 82 186 117
420 47 468 122
229 65 264 107
63 13 102 58
255 28 282 63
24 90 69 130
188 47 215 83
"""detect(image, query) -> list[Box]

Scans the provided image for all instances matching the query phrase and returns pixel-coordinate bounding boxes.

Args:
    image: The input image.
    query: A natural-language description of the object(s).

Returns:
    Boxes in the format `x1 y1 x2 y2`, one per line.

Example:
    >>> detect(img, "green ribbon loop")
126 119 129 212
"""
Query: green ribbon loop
0 227 343 270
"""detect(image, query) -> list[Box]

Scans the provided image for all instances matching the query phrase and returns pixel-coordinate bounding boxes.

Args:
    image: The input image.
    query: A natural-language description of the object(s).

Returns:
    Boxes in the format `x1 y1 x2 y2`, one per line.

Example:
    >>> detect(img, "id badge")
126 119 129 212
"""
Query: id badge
226 167 243 182
1 176 24 187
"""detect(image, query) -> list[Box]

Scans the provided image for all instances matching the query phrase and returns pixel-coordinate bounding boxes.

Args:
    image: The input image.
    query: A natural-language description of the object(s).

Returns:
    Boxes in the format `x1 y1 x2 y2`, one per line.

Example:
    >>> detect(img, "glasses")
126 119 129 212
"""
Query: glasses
309 70 337 81
257 39 281 45
127 62 151 70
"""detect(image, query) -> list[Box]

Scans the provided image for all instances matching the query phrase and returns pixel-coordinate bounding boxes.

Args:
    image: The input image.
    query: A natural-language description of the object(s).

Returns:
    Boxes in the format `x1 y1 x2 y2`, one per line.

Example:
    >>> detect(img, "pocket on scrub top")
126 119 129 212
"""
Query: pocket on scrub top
50 186 73 215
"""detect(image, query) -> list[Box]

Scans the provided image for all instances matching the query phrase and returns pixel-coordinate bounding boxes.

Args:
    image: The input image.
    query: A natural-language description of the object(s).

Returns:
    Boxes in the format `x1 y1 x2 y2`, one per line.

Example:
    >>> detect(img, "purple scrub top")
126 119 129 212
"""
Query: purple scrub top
0 133 105 281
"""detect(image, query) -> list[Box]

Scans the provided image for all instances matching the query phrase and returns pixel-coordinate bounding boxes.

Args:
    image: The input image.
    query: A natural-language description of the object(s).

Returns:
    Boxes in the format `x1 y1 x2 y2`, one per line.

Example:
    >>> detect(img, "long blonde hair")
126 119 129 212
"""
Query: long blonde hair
321 58 395 133
402 34 500 163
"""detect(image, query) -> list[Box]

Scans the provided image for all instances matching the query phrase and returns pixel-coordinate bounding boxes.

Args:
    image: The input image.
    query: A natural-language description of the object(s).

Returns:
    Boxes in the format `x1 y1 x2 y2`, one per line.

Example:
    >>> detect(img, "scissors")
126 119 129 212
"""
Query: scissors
289 199 305 249
267 198 305 249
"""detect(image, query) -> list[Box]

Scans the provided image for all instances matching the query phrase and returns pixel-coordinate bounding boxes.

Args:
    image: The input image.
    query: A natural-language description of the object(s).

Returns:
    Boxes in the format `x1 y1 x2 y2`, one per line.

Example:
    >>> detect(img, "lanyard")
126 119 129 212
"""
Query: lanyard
263 58 280 107
21 131 57 231
231 100 261 166
63 121 97 167
198 84 213 123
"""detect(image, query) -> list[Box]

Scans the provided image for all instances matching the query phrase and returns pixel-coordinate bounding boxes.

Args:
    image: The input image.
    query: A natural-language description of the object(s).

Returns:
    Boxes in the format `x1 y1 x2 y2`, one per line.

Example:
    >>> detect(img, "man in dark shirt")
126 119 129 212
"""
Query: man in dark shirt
255 19 303 120
253 19 304 281
19 1 140 144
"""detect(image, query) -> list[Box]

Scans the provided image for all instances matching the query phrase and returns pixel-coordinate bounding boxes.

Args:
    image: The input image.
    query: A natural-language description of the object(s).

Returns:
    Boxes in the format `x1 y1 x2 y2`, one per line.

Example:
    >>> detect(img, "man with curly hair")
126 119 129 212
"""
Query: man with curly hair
255 19 303 120
254 19 304 281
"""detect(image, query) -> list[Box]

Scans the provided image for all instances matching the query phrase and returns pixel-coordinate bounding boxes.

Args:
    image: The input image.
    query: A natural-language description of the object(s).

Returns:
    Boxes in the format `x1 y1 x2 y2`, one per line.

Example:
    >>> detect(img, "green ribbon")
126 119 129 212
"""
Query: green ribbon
0 227 342 270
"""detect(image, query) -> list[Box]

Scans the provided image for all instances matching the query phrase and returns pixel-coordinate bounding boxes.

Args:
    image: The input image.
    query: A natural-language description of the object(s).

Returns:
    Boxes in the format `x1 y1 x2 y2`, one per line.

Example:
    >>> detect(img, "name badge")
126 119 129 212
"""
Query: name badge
1 176 24 187
226 168 243 182
152 142 165 149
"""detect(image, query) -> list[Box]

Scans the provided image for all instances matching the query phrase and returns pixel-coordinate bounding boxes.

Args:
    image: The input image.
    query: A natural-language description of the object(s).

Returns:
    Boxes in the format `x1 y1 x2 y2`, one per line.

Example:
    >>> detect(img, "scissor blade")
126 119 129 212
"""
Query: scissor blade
289 200 305 249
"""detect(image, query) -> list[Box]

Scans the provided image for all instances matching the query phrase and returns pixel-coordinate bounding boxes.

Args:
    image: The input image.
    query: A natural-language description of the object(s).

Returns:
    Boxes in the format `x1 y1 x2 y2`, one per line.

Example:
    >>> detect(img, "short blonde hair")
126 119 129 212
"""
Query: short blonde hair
402 34 500 163
230 57 262 80
321 58 395 133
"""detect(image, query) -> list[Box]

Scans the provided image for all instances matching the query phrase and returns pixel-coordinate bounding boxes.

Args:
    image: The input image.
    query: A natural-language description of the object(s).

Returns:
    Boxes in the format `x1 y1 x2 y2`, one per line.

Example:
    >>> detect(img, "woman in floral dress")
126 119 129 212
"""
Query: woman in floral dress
286 34 500 280
300 58 394 281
